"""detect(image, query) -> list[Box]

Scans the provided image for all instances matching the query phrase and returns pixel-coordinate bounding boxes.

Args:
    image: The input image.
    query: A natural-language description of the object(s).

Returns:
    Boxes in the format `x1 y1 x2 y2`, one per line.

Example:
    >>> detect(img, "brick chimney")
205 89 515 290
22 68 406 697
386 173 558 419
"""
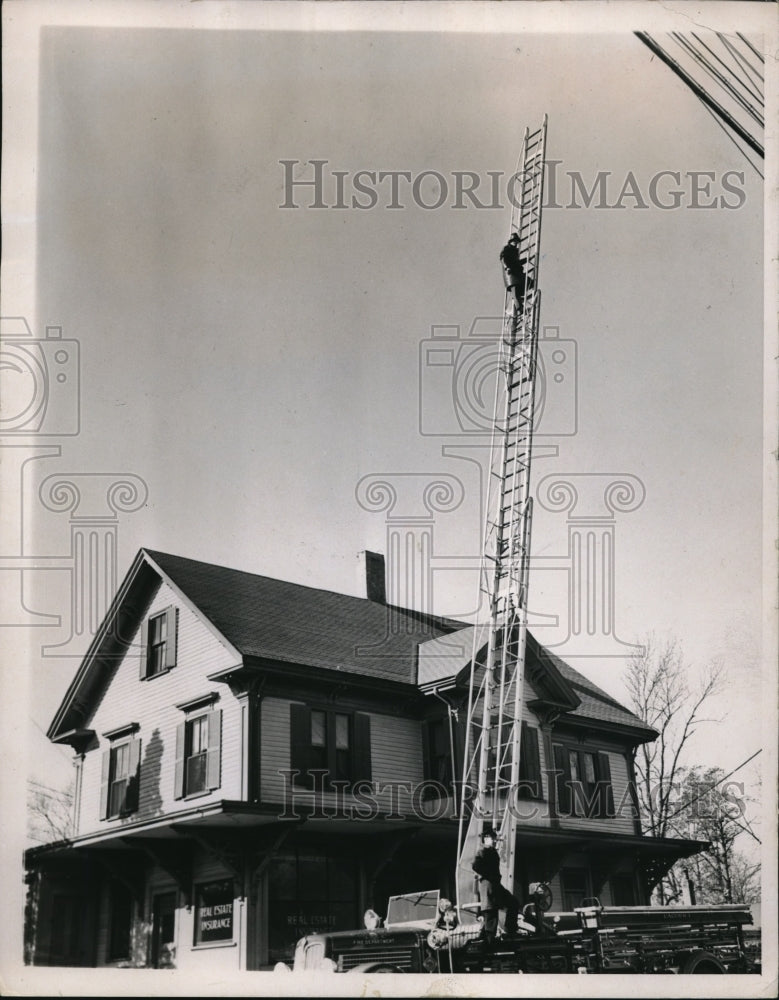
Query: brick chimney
358 550 386 603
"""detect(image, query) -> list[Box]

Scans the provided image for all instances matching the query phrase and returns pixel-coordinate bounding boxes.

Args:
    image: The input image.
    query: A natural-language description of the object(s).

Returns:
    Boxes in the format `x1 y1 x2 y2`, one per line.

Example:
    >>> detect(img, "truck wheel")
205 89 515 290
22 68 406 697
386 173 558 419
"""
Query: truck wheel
680 950 725 974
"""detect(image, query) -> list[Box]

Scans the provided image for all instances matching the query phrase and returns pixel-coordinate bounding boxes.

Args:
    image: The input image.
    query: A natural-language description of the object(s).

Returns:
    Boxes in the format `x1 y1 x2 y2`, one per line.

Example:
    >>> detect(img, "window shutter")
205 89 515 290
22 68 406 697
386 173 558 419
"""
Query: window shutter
100 749 111 819
174 722 186 799
498 719 513 782
596 752 615 818
469 723 480 772
626 756 642 827
126 738 142 814
290 703 311 788
164 606 178 669
421 720 431 782
553 744 572 816
138 616 150 680
206 709 222 790
353 713 372 784
522 723 542 793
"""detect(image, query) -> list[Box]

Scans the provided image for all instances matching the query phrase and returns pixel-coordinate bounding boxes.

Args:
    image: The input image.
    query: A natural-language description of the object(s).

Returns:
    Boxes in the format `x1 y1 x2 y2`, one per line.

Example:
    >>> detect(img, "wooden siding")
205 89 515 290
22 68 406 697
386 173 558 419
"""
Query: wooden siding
260 696 423 816
77 579 241 836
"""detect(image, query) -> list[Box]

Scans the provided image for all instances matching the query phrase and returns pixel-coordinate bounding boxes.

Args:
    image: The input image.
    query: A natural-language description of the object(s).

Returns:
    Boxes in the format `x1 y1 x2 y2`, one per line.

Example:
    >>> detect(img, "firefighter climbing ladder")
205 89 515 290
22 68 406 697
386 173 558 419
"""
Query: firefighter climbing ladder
456 116 547 908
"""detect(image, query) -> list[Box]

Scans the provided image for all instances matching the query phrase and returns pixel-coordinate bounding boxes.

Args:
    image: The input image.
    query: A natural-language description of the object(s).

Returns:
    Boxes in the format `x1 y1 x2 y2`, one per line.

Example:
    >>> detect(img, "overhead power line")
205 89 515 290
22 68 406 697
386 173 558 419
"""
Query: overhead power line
663 748 763 828
635 31 764 159
671 32 764 127
690 31 764 107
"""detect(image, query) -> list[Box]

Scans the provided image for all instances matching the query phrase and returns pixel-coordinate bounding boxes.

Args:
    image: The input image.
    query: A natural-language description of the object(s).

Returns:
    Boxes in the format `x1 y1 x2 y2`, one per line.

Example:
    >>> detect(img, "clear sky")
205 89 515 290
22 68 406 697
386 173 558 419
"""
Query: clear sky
2 3 773 827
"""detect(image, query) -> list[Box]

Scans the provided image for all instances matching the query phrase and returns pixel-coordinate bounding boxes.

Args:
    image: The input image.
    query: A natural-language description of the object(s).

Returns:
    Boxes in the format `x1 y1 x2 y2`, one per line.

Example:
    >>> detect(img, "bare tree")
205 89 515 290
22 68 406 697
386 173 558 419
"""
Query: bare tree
625 634 724 902
670 766 761 905
27 776 74 844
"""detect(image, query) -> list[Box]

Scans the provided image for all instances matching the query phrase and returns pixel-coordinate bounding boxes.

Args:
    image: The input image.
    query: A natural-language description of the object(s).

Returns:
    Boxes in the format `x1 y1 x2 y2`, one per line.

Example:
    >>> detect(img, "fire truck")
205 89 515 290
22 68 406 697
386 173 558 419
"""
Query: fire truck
284 887 756 975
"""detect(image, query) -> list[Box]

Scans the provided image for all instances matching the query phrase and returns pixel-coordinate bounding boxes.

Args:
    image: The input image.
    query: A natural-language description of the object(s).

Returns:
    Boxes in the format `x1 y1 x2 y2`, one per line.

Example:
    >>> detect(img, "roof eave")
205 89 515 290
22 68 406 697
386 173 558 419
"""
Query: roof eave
557 712 659 744
47 548 149 741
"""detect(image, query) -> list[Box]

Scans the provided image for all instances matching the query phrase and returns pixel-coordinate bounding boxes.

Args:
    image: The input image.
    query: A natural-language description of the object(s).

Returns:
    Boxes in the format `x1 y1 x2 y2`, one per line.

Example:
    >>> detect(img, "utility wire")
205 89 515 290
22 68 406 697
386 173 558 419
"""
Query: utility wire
736 31 764 67
635 32 764 159
691 31 764 107
719 32 764 90
700 101 764 179
671 33 764 129
691 32 764 106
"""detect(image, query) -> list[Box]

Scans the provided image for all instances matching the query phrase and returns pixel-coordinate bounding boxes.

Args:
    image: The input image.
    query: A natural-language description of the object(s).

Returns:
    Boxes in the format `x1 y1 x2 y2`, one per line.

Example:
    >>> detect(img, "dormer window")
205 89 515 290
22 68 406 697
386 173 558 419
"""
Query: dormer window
139 606 178 680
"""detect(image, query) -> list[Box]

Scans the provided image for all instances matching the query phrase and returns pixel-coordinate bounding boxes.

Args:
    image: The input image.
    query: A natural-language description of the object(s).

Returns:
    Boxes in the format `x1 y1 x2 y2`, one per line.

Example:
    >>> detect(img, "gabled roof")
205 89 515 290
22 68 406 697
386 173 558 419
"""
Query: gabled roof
48 547 656 747
418 627 579 711
143 549 463 684
418 626 656 740
554 658 654 731
48 548 467 743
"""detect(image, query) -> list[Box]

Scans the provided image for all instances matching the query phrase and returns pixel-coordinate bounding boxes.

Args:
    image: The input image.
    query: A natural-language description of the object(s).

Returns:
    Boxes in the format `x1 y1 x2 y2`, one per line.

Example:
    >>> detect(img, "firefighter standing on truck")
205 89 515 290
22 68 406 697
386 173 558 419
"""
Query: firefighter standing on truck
472 826 520 944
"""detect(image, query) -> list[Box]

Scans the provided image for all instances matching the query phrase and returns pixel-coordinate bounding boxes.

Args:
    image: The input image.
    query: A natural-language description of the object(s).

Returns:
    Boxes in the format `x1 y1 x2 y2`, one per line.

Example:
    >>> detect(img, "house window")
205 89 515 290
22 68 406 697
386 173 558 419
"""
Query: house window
553 744 615 818
334 712 351 782
147 612 168 676
174 709 221 799
185 715 209 795
139 606 178 679
268 851 358 965
100 736 141 820
108 881 133 962
290 705 371 790
609 873 637 906
427 717 454 788
50 895 83 964
193 879 234 946
110 743 131 816
561 867 591 910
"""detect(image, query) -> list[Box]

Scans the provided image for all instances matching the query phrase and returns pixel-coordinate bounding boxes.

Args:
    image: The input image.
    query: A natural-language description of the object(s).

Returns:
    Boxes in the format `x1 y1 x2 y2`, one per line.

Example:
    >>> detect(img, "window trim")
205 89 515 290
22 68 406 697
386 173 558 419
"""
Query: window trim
102 722 140 741
175 692 219 713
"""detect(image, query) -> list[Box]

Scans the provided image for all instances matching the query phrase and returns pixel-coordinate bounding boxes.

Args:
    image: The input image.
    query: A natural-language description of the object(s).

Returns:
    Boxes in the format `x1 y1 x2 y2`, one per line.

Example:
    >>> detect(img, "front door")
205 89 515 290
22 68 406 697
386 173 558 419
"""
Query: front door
151 891 177 968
